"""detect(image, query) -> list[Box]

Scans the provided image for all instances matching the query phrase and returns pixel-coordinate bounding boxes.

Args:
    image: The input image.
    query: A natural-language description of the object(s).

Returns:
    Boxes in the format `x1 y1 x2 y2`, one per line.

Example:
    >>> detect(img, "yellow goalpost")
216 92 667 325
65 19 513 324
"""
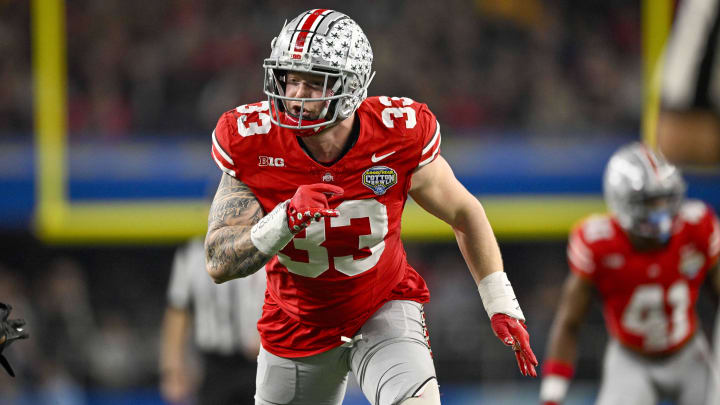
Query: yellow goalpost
642 0 673 149
31 0 210 244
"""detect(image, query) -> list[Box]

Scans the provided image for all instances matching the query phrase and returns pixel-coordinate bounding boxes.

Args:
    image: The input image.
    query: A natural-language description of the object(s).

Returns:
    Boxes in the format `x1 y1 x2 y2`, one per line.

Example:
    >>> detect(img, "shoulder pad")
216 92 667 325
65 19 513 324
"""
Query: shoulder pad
362 96 440 168
211 101 274 178
678 199 708 225
568 225 596 275
580 214 616 244
362 96 424 130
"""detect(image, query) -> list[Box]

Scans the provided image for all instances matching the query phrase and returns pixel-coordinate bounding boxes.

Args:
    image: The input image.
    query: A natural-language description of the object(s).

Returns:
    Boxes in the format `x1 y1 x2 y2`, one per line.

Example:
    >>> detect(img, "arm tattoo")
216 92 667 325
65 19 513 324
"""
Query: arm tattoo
205 174 272 282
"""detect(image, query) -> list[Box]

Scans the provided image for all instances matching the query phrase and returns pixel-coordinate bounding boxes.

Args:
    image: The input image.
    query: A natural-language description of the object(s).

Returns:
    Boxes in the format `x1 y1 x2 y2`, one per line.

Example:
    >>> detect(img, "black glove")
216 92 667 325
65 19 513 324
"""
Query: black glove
0 303 29 377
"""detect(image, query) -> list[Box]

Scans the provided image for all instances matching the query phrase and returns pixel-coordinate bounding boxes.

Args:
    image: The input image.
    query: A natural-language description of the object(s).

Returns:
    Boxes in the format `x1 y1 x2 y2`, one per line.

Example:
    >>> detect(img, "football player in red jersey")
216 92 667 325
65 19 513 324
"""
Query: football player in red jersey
204 9 537 405
540 142 720 405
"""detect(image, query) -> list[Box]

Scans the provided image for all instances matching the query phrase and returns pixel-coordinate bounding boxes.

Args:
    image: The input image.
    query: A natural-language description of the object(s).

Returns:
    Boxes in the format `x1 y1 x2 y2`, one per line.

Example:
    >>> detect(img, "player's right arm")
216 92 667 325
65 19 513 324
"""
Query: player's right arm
539 272 594 405
205 174 271 283
205 174 344 283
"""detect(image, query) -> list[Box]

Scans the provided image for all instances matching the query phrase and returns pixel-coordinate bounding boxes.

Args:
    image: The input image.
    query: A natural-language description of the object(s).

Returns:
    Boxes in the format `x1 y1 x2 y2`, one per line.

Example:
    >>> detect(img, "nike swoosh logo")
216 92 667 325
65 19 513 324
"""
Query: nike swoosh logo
371 151 396 163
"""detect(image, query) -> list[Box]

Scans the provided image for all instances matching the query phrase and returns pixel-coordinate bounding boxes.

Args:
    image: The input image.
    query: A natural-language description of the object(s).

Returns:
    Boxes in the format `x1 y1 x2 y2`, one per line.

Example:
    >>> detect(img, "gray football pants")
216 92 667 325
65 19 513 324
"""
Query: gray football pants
596 334 713 405
255 300 437 405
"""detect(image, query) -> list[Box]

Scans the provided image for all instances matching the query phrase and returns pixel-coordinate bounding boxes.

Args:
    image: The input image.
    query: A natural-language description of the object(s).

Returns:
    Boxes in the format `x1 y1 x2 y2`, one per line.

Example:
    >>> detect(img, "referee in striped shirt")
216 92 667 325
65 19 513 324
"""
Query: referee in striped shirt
160 237 266 404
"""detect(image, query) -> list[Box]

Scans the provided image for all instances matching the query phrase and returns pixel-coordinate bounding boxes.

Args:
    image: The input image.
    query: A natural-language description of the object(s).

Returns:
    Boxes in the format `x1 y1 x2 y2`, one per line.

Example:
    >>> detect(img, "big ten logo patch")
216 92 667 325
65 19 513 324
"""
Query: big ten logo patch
258 156 285 167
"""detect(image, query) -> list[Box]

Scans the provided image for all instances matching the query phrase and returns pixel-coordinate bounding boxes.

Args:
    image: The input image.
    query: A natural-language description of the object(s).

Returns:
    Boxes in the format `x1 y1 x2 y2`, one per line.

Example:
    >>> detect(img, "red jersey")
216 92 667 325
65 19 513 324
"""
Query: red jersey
567 200 720 355
211 96 441 357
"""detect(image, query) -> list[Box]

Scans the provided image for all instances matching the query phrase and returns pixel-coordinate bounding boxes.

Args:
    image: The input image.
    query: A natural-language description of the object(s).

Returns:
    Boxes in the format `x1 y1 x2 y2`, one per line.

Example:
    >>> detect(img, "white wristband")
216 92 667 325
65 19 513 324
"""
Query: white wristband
250 200 294 255
477 271 525 321
539 375 570 403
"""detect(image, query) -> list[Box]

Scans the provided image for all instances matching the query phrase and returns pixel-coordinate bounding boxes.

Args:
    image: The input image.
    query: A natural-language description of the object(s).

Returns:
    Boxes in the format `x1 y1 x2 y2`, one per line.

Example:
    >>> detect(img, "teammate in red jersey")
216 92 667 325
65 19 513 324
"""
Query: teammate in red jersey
540 142 720 405
204 9 537 405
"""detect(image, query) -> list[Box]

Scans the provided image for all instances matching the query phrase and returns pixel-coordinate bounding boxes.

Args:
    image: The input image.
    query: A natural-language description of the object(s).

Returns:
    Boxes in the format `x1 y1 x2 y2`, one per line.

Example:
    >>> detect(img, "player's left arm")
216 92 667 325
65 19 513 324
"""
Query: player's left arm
409 156 502 283
409 156 538 377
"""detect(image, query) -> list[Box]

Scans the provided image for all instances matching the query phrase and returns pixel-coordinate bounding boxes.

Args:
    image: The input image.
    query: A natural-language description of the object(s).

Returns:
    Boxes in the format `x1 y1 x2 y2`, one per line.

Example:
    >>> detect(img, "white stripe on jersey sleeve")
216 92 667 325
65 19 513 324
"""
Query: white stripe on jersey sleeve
212 146 236 177
569 233 593 260
567 234 595 273
568 249 595 273
212 130 235 165
421 121 441 155
418 121 441 168
418 142 441 168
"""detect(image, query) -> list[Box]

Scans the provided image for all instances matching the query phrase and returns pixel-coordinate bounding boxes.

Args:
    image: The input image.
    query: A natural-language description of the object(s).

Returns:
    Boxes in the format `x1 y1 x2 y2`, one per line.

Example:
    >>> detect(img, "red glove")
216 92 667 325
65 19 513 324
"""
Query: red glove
286 184 344 233
490 313 538 377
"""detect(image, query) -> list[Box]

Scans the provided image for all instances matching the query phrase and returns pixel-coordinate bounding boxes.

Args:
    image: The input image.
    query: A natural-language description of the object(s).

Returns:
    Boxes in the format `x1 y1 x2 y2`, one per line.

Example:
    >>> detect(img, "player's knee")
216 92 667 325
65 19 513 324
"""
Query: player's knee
398 378 440 405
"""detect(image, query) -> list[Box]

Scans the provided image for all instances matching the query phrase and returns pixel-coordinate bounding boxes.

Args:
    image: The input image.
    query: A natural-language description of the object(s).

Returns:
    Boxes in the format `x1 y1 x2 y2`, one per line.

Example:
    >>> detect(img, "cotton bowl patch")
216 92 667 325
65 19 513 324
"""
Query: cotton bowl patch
362 166 397 195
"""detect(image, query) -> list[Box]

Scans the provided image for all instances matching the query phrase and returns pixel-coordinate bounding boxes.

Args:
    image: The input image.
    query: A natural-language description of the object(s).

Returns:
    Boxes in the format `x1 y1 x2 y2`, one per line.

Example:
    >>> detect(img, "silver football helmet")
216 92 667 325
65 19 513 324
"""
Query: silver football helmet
603 142 686 242
263 9 375 135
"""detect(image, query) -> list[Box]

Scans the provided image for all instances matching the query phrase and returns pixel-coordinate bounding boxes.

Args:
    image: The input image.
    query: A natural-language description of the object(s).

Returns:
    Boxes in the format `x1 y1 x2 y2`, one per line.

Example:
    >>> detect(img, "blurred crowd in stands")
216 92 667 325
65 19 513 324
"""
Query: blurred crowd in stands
2 0 641 139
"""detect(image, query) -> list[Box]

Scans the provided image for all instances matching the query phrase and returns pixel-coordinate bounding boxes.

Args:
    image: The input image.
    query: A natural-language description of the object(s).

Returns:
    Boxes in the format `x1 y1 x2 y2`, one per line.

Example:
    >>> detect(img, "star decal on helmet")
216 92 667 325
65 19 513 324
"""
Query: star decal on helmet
262 10 375 133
